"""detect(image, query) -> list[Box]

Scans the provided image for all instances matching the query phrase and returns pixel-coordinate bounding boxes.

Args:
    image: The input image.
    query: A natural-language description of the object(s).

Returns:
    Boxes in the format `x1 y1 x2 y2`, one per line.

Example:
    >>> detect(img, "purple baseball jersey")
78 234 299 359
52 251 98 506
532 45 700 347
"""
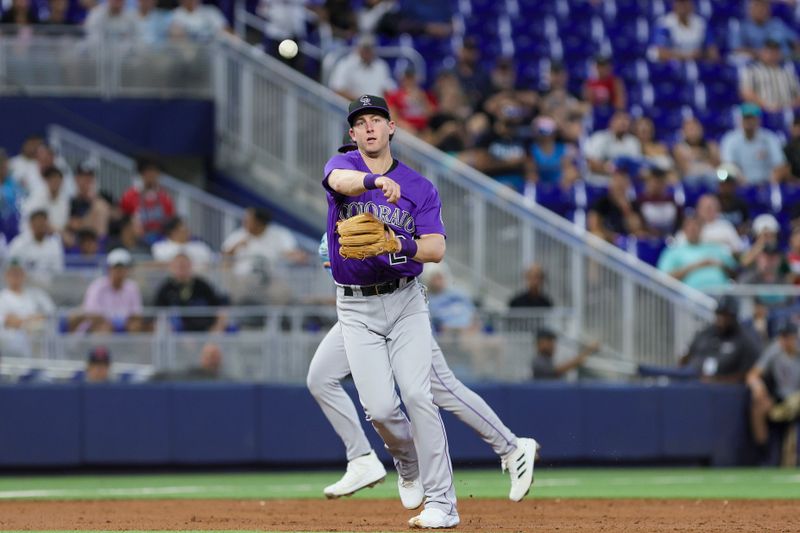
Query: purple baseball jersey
323 150 446 286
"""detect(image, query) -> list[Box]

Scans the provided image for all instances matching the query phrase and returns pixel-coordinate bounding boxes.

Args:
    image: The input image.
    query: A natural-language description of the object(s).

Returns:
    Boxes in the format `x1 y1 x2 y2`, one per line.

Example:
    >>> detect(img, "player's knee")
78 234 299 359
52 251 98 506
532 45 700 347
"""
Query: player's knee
364 400 397 426
305 369 331 398
401 390 434 412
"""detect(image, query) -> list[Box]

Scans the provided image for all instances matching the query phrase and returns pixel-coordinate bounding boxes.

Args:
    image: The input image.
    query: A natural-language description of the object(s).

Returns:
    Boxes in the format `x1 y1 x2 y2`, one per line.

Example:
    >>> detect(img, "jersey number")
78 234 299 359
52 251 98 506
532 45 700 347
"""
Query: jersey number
389 235 408 265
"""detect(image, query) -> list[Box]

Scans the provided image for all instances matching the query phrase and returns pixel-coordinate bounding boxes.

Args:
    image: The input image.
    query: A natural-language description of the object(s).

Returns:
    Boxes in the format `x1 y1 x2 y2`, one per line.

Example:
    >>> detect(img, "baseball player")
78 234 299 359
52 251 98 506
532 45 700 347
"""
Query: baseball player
323 94 456 528
310 232 539 503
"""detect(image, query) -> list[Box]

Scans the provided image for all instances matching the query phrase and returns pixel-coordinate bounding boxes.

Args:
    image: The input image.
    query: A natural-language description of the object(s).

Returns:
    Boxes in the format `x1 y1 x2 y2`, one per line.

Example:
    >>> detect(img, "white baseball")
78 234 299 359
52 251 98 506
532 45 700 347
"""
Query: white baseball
278 39 299 59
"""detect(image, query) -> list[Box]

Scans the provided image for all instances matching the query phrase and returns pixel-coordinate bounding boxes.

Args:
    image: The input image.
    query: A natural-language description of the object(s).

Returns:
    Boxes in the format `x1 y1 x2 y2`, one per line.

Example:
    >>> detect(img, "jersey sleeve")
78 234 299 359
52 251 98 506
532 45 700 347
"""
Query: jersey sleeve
414 185 446 237
323 153 360 194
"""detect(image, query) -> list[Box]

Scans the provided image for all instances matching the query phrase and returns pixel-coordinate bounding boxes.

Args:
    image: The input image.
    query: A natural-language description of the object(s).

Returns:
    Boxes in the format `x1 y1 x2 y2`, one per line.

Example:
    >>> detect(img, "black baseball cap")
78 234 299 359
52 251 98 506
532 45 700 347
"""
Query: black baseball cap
87 346 111 365
338 131 357 153
537 327 557 340
715 295 739 316
347 94 390 126
776 320 798 336
76 160 97 175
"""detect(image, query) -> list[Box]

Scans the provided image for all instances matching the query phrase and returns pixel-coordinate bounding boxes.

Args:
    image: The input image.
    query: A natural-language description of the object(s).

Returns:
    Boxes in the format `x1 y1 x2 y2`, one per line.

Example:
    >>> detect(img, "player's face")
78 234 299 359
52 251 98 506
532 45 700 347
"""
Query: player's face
350 113 395 156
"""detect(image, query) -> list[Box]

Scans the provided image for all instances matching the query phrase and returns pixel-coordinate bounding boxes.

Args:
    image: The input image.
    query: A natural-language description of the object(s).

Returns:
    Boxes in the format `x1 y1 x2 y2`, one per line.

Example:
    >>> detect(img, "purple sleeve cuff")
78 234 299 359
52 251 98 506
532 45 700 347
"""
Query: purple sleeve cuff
363 173 379 190
399 237 418 258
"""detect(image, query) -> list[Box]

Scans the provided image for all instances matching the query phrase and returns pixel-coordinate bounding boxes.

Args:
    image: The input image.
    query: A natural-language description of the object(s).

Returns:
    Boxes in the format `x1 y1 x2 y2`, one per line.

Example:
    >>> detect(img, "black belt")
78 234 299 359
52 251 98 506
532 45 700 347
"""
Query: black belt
342 276 415 297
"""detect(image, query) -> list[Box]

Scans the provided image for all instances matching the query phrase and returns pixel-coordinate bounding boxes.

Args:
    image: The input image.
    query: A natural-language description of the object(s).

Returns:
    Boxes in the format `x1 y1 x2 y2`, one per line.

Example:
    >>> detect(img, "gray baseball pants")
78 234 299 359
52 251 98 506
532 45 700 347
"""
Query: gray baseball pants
307 324 519 461
334 279 456 514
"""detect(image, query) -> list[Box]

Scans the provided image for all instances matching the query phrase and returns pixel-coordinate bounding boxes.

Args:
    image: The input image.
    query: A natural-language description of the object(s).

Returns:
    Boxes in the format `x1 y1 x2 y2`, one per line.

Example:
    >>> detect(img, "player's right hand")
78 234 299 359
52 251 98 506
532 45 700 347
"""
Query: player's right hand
375 176 401 204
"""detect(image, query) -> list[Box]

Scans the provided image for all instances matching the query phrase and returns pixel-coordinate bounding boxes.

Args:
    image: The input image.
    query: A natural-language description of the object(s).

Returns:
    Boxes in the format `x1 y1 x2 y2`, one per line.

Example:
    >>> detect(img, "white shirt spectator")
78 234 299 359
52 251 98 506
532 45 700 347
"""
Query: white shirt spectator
655 12 708 55
171 4 226 41
152 239 214 269
328 51 396 100
258 0 307 40
222 224 299 275
674 218 744 254
0 287 55 329
21 186 70 232
740 61 800 110
7 232 65 274
85 2 141 42
8 154 38 191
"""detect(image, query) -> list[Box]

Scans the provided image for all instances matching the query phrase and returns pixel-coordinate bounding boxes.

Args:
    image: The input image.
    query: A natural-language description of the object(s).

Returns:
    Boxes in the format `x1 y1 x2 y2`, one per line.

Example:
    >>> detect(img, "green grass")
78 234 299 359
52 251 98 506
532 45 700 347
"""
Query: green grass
0 468 799 502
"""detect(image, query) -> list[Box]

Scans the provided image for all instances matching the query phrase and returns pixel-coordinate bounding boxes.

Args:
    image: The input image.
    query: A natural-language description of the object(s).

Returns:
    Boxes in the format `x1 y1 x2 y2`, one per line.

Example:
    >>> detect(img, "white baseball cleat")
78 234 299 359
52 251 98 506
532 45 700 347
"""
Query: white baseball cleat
408 507 460 529
502 437 540 502
397 476 424 509
323 450 386 498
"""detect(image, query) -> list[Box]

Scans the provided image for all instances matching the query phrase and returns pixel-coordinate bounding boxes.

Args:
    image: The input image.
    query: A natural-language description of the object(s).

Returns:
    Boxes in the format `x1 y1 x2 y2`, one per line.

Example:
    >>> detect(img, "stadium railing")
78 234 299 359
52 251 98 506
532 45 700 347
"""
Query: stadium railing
47 125 318 252
2 306 577 383
0 26 212 98
211 35 717 367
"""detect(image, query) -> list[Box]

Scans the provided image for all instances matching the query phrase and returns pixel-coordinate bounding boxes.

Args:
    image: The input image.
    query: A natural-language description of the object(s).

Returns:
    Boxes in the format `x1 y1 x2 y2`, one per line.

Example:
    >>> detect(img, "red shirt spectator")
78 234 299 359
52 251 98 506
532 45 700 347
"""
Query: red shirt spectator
385 68 437 132
119 158 174 240
583 56 626 110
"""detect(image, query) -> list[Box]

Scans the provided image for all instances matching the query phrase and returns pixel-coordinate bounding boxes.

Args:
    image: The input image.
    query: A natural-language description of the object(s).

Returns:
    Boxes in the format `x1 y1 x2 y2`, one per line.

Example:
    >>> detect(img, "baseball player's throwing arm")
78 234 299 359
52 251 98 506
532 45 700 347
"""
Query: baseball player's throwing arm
407 234 445 263
328 169 401 204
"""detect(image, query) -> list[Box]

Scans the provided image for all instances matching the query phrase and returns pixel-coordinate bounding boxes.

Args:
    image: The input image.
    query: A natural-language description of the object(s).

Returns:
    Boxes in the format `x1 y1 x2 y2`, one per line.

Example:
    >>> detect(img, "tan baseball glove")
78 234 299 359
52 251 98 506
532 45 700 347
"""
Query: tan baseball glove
336 213 401 260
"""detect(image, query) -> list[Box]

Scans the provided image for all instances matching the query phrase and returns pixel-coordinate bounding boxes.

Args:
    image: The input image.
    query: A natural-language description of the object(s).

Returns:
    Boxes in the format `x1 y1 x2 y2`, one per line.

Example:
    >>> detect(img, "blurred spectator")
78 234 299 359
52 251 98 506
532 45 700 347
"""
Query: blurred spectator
525 116 572 186
453 37 490 110
468 117 528 191
635 168 682 237
85 346 111 383
587 168 639 241
136 0 173 45
7 210 64 275
694 194 744 254
532 328 600 380
730 0 798 60
633 117 674 174
74 248 145 333
392 0 452 38
786 227 800 284
673 117 721 186
357 0 396 35
741 213 781 270
70 228 102 265
721 103 788 185
222 207 305 276
120 158 175 242
8 135 42 189
85 0 140 42
328 34 395 101
65 162 110 243
740 40 800 112
154 253 227 332
0 149 22 243
508 263 553 308
317 0 357 41
43 0 71 26
584 111 641 183
0 259 55 334
651 0 718 62
169 0 229 42
680 296 760 383
385 67 436 133
425 262 479 333
539 61 588 143
583 55 626 111
716 165 750 234
746 320 800 448
16 143 72 199
258 0 307 58
658 215 736 292
784 116 800 179
21 166 69 233
423 73 470 153
106 214 151 257
0 0 40 24
151 216 213 269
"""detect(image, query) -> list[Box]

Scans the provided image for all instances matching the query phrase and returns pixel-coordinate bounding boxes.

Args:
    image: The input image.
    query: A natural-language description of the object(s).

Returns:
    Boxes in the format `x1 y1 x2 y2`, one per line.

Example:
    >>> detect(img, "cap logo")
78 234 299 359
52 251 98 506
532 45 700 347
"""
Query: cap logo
359 95 371 105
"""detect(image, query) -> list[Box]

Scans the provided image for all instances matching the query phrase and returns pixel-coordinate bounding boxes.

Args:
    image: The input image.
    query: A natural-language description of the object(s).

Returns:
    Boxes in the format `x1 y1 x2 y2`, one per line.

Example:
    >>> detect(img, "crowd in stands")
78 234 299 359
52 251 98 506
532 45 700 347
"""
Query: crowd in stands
0 0 231 44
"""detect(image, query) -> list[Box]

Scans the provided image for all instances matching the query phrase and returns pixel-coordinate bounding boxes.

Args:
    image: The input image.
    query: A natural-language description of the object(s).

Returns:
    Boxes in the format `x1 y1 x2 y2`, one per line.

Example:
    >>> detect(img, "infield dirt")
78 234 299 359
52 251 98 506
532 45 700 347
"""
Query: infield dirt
0 498 796 532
